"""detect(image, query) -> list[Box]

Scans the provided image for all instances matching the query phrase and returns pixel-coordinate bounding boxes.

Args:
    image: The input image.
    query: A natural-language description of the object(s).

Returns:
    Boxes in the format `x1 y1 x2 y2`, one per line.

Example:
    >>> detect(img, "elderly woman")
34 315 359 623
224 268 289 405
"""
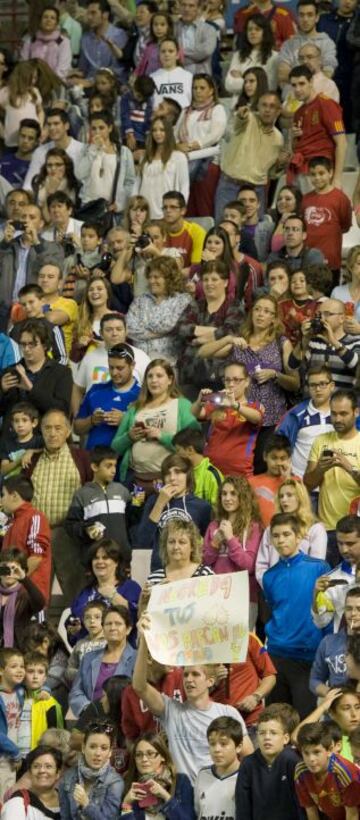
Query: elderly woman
125 257 192 364
69 605 136 718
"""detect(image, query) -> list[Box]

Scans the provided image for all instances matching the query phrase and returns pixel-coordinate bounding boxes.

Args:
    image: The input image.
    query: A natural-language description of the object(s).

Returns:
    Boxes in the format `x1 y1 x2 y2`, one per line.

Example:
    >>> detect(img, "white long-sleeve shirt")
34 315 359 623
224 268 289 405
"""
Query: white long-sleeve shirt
256 521 328 587
225 48 279 98
175 103 227 157
137 151 190 219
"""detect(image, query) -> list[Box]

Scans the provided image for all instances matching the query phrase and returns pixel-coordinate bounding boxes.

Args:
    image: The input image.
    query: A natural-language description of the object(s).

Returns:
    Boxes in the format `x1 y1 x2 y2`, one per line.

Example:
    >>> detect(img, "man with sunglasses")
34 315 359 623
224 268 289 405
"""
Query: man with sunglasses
74 343 140 449
289 298 360 390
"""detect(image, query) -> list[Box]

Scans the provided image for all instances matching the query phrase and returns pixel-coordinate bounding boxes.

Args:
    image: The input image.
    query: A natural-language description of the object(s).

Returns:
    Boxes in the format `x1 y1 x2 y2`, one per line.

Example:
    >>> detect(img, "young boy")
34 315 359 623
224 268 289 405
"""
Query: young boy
37 263 78 355
262 513 330 719
195 716 242 820
1 475 51 604
65 445 130 563
120 76 155 157
173 427 223 506
249 434 293 526
12 283 67 364
62 222 103 301
65 601 107 684
235 704 303 820
18 652 63 759
302 156 352 280
0 648 25 800
0 402 43 477
295 722 360 819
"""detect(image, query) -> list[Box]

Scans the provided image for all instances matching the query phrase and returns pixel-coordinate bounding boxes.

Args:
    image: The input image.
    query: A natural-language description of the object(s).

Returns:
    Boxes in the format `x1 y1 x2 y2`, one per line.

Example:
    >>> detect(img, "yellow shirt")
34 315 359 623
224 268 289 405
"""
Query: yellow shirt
222 111 284 185
49 296 78 355
309 431 360 530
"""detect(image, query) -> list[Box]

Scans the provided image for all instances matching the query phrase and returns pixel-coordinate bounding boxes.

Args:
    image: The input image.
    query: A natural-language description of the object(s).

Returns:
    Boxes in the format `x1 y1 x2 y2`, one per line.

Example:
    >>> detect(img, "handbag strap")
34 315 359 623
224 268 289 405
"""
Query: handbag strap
110 152 121 207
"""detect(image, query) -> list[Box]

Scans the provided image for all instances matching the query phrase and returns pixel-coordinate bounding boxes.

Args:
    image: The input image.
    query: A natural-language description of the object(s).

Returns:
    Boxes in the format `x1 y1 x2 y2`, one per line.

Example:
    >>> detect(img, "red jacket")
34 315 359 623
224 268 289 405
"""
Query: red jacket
2 501 51 604
121 669 185 741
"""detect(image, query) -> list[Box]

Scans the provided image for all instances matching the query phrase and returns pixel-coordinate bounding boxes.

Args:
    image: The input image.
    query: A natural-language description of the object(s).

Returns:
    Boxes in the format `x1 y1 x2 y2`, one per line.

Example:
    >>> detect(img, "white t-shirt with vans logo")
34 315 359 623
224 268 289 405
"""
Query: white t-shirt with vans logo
151 67 193 109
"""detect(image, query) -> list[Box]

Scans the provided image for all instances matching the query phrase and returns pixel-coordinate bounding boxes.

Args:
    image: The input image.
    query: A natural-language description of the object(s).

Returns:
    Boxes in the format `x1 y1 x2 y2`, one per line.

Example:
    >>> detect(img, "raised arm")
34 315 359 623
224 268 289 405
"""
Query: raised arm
132 615 166 717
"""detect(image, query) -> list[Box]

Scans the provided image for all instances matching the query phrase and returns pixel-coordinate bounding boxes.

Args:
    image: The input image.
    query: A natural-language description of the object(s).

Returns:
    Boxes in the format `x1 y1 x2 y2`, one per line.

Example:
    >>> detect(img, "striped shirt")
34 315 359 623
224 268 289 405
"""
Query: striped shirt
295 753 360 818
289 333 360 389
148 564 214 585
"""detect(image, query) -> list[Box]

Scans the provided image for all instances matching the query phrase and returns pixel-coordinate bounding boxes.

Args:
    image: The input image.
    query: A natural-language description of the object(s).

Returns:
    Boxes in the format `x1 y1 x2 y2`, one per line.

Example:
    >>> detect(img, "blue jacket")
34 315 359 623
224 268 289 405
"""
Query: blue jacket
310 629 348 694
59 761 123 820
263 552 330 661
135 493 212 572
120 90 153 143
69 644 136 717
0 333 18 370
276 399 312 449
0 685 25 758
120 773 195 820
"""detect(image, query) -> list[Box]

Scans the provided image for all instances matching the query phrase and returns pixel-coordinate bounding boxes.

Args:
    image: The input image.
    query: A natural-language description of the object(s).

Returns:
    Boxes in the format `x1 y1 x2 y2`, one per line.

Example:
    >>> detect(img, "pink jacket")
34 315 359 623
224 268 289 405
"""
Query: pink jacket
203 519 263 602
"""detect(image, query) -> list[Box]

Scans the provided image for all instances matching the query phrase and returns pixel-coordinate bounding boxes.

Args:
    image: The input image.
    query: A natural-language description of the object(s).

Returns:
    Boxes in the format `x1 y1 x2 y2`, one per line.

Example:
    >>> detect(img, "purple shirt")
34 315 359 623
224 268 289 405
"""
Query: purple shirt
93 661 118 701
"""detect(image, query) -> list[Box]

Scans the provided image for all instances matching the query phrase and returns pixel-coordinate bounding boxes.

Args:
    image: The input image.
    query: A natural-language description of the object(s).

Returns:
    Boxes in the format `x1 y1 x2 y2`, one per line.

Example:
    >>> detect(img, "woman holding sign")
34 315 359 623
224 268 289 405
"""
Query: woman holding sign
147 520 213 585
120 732 195 818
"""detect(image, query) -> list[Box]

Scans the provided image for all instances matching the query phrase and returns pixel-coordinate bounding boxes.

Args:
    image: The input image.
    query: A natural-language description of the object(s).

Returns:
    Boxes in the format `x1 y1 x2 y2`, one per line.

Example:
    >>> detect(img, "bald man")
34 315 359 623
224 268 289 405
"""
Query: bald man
289 298 360 390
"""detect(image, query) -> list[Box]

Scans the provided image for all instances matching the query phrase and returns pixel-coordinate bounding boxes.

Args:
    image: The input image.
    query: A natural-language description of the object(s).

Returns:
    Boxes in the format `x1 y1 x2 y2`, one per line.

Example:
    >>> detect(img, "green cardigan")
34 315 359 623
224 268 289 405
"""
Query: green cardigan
111 397 201 480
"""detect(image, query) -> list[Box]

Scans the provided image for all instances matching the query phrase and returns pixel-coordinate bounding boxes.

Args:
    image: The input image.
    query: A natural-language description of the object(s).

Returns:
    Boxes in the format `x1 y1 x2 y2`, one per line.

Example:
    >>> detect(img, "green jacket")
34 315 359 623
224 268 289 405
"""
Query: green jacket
111 397 201 480
193 457 223 506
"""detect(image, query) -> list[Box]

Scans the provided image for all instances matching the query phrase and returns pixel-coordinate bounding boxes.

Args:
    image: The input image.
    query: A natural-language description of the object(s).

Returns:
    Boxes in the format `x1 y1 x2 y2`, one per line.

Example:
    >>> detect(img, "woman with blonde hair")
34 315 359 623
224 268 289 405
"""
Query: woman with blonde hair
332 244 360 335
0 60 44 147
125 256 192 363
203 476 263 629
137 116 189 218
255 477 327 587
196 294 299 472
148 519 213 584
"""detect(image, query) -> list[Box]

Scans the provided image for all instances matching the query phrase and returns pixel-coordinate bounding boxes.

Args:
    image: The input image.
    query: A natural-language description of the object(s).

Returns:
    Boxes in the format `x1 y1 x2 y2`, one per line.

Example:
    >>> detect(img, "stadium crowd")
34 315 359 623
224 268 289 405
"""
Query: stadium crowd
0 0 360 816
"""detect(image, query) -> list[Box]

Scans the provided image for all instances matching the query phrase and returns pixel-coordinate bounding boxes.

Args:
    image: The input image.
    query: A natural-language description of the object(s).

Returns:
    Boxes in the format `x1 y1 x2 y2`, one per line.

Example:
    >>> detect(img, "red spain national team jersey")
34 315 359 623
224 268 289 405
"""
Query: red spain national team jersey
295 753 360 819
294 95 345 169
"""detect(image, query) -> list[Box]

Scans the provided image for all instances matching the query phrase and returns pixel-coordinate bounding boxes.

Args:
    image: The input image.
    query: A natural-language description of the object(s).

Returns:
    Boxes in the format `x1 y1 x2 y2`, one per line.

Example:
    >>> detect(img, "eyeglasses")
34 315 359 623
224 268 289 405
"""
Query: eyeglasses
135 750 159 760
308 381 332 389
224 377 247 384
32 763 57 772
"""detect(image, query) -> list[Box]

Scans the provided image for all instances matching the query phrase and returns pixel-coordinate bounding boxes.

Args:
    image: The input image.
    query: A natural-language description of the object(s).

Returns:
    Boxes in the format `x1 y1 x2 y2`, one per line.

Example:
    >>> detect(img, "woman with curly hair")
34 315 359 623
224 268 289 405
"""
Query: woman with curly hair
255 478 327 587
203 476 263 629
147 519 213 585
71 276 114 362
32 147 79 224
225 13 278 102
137 116 189 219
125 256 192 363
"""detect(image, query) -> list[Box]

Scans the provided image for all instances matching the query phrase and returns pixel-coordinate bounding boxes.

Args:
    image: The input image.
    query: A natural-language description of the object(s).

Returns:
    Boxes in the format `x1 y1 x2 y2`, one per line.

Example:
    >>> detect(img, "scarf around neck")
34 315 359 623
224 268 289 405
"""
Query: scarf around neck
138 764 173 814
0 582 21 647
178 100 215 143
78 755 111 783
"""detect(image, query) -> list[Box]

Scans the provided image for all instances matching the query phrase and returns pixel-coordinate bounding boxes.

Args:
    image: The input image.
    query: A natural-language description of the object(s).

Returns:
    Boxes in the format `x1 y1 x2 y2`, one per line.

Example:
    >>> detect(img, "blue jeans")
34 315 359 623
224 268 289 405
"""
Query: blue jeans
215 173 267 222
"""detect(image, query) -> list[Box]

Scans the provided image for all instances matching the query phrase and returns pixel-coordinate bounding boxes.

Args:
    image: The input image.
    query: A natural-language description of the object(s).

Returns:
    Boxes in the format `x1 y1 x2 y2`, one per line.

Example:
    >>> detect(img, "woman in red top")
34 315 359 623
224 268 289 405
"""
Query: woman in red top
192 361 263 477
278 268 318 346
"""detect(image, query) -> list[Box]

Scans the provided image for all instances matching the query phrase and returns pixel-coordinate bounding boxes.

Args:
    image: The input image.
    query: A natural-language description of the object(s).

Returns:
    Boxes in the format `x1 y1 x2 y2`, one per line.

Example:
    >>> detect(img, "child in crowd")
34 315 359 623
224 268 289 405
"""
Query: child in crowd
18 651 63 760
192 362 264 478
350 726 360 766
173 427 223 506
0 648 25 800
0 402 43 477
1 475 51 604
278 268 318 346
11 284 67 364
195 717 242 820
249 434 293 526
65 601 107 685
120 76 155 156
62 222 103 301
295 722 360 819
302 156 353 281
59 722 124 819
65 445 130 564
235 704 303 820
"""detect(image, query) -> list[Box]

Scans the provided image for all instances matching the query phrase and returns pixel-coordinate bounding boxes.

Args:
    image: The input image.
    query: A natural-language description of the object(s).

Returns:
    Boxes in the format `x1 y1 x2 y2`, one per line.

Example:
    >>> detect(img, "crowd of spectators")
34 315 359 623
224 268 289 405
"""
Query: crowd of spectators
0 0 360 816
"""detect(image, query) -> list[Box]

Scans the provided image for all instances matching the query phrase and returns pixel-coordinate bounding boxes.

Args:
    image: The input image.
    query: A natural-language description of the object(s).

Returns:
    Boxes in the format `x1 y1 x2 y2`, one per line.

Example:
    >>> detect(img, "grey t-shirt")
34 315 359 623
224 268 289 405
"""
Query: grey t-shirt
160 695 247 783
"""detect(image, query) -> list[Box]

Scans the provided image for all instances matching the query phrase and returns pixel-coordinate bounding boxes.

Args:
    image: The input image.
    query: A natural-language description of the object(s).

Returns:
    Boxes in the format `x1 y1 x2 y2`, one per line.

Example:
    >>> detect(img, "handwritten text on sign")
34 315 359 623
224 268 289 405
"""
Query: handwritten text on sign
146 572 249 666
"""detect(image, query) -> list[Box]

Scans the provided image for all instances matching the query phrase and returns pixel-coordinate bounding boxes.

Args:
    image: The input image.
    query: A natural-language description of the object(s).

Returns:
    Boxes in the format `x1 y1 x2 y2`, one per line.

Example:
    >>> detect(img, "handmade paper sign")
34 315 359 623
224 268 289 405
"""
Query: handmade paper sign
145 571 249 666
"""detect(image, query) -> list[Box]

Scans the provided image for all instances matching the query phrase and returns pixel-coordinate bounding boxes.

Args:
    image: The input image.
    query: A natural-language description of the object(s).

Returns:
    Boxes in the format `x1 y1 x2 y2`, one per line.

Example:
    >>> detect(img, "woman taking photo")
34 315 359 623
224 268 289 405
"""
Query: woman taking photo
177 260 243 399
77 110 136 222
196 294 299 471
203 476 262 630
112 359 199 486
137 454 212 572
1 745 62 819
32 148 79 225
332 244 360 334
225 14 277 101
69 605 136 718
256 477 327 587
0 319 72 427
68 539 141 641
137 116 189 219
59 722 123 819
126 256 192 364
0 548 45 650
147 519 213 585
120 732 195 819
71 276 115 362
268 185 302 254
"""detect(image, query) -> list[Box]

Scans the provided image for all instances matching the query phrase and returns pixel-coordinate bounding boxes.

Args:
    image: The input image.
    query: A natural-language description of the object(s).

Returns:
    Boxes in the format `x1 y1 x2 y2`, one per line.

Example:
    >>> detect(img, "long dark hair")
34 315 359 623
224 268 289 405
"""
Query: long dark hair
239 13 274 62
203 226 234 270
124 732 177 797
33 147 79 196
87 539 130 585
236 66 269 110
89 109 121 152
142 116 176 166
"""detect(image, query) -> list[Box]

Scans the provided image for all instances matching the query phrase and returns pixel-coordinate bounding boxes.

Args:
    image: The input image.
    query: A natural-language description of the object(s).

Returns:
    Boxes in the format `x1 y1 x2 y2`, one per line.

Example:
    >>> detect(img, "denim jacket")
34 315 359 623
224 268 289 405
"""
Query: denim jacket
59 763 123 820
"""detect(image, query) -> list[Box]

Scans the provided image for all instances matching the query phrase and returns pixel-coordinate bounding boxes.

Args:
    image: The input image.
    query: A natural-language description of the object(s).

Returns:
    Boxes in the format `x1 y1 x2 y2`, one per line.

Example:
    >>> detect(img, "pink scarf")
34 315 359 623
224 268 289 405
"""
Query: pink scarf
28 30 63 74
0 583 20 647
178 100 215 144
